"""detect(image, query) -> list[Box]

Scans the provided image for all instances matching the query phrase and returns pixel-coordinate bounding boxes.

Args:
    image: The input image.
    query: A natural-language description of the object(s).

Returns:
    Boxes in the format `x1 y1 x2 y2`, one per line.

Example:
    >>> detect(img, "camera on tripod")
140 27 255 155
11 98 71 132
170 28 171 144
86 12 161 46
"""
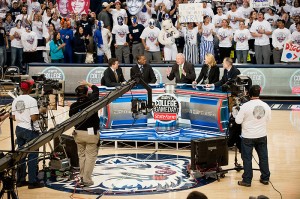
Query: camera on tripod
32 74 63 95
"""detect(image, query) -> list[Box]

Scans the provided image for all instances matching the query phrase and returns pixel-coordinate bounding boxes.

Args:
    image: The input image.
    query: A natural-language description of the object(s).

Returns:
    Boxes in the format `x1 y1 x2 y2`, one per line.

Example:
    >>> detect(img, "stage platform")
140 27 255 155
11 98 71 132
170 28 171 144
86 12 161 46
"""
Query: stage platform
100 127 225 150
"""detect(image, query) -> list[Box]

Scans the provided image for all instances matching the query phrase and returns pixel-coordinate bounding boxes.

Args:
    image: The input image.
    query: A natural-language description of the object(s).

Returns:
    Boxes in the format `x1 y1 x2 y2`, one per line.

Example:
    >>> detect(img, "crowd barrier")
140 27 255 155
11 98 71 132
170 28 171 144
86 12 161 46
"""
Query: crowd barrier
28 63 300 97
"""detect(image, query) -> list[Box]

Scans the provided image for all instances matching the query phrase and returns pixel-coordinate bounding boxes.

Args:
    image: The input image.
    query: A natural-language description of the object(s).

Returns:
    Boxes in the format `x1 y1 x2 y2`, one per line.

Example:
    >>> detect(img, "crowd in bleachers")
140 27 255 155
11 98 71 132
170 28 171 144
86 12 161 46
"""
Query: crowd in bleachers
0 0 300 74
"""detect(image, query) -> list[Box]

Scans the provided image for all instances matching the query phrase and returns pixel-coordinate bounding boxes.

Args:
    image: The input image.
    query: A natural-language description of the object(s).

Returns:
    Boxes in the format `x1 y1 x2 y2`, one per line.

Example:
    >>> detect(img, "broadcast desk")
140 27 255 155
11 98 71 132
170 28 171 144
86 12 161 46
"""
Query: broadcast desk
98 84 229 150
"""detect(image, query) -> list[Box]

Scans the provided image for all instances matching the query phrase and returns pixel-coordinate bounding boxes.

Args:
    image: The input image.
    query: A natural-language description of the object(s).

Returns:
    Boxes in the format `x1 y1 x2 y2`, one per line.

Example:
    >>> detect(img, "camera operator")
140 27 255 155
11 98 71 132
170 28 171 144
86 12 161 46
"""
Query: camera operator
206 57 240 89
69 80 100 187
11 79 44 189
235 85 271 187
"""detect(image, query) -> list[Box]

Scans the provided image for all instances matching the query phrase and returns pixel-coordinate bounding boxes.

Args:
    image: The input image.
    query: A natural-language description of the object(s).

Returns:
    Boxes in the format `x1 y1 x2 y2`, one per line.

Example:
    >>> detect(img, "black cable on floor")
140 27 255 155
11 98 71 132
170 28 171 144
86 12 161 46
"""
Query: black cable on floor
252 155 283 199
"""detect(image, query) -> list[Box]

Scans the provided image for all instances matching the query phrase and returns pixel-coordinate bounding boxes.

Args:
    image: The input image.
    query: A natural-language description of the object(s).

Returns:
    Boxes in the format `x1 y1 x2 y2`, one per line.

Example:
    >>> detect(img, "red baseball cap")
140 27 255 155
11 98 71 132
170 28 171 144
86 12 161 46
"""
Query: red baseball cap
20 80 35 91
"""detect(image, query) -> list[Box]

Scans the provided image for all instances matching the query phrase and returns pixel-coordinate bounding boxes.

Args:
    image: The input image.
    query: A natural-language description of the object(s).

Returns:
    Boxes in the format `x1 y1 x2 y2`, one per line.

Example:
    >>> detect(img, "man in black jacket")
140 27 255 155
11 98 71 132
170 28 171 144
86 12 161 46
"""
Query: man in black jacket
166 53 196 84
69 80 100 187
206 57 241 88
102 58 126 87
130 55 157 84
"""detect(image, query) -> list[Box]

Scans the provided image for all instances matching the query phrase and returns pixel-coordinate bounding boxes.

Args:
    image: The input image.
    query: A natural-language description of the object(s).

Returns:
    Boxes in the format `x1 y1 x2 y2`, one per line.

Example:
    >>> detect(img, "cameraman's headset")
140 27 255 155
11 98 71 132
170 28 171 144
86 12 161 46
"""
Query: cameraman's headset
75 85 88 97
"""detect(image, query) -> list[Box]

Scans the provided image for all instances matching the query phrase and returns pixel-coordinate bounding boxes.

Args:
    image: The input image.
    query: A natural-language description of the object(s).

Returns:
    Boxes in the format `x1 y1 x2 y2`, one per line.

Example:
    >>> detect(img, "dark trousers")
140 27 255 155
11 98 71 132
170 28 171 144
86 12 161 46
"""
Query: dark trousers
52 59 64 63
74 53 86 63
16 126 39 183
219 47 231 62
241 136 270 184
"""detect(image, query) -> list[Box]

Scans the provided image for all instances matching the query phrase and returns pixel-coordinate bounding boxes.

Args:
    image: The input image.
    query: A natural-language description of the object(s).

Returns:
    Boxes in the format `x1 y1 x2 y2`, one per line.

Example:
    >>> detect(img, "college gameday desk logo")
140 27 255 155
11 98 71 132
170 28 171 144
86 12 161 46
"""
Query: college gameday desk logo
153 94 180 121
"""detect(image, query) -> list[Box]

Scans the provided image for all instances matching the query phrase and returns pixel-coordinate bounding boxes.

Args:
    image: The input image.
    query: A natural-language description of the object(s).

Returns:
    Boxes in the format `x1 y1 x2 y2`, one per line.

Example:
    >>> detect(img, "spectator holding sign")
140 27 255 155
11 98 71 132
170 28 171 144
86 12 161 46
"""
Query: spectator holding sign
272 19 291 63
198 15 215 64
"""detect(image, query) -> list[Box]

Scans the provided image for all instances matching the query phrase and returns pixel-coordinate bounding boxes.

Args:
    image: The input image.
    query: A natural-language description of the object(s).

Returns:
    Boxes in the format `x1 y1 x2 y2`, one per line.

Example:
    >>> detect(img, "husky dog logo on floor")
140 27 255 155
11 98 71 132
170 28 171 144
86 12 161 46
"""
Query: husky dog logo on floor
46 154 214 195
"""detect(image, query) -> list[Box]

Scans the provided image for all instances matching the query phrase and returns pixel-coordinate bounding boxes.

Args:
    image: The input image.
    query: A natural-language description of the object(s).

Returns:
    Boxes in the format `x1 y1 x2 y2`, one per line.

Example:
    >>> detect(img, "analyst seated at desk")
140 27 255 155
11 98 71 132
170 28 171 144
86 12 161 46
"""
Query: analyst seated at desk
167 53 196 84
130 55 157 84
101 58 126 87
193 54 220 85
206 57 240 87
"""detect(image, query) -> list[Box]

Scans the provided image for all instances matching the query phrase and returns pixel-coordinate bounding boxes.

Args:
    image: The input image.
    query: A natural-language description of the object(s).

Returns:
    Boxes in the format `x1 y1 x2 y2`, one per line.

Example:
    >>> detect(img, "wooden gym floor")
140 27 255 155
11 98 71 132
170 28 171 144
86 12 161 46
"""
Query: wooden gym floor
0 108 299 199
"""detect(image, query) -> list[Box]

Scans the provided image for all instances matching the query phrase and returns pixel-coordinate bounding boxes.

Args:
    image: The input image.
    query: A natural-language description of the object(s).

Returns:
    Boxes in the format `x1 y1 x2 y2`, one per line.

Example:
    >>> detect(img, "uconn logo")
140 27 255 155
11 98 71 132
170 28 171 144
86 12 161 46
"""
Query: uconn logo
46 154 213 195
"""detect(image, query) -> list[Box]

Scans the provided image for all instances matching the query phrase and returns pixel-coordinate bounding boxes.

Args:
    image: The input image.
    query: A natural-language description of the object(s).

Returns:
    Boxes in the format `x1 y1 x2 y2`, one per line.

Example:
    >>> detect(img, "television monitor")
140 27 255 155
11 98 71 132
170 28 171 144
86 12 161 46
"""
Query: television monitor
191 136 228 170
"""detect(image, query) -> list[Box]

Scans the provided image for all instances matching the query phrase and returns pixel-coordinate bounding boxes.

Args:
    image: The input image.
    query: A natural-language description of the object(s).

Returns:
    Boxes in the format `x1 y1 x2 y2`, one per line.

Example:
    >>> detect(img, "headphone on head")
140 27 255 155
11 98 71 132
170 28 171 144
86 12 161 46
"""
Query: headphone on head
75 85 88 96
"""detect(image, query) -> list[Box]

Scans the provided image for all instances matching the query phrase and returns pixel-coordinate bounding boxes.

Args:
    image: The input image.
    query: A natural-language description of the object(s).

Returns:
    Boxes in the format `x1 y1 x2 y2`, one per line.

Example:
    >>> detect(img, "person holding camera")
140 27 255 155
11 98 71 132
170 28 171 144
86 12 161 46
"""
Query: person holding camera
206 57 240 88
69 80 100 187
11 79 44 189
235 85 271 187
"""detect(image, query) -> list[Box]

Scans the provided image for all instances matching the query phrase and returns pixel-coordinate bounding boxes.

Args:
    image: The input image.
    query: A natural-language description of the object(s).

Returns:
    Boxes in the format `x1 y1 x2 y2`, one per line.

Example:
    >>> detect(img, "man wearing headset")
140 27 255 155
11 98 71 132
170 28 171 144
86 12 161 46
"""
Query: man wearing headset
11 79 44 189
69 80 100 187
235 85 271 187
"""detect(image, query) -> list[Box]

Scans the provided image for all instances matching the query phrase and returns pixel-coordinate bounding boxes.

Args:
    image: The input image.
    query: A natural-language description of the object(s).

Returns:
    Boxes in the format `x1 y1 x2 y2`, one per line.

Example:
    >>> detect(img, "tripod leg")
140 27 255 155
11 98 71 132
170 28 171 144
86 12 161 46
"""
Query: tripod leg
0 188 5 198
11 190 19 199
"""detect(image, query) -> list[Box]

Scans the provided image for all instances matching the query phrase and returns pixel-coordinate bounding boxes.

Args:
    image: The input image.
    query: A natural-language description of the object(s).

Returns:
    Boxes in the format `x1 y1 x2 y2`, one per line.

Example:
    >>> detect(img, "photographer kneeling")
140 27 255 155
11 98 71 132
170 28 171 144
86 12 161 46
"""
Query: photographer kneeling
235 85 271 187
12 80 44 189
69 80 100 187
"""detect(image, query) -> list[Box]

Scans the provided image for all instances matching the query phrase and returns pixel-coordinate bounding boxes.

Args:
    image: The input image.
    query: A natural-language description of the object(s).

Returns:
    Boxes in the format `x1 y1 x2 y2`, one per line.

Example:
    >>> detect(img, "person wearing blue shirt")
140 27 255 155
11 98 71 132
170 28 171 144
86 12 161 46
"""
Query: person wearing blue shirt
59 19 73 63
49 31 66 63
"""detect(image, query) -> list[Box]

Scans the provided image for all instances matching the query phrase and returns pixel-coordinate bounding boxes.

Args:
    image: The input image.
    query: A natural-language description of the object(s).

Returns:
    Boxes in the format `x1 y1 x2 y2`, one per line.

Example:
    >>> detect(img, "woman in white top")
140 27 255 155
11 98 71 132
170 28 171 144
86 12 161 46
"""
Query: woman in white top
198 15 215 64
234 21 251 64
217 19 233 63
178 22 199 64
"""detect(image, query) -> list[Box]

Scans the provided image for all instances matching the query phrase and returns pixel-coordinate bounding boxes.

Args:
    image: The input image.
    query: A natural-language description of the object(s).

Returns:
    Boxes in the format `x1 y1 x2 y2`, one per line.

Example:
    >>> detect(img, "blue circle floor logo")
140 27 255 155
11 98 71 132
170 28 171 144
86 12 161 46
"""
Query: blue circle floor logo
46 153 215 196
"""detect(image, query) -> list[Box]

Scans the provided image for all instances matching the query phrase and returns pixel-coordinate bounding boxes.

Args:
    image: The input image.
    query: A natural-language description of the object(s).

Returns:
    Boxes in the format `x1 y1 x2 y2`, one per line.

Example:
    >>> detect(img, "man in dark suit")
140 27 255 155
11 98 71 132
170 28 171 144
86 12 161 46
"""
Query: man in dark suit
130 55 157 84
166 53 196 84
206 57 240 88
102 58 126 87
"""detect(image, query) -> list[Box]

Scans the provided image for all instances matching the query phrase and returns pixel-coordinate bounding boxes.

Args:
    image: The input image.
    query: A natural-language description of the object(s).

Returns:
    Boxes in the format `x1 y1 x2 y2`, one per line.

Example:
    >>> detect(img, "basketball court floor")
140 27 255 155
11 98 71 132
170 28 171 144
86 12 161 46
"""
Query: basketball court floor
0 107 300 199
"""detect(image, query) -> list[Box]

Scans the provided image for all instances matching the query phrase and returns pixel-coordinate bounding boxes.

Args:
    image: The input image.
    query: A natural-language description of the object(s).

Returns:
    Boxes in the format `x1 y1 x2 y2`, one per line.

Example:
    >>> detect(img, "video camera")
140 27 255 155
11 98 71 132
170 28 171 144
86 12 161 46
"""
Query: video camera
222 75 252 107
131 98 148 117
32 74 63 95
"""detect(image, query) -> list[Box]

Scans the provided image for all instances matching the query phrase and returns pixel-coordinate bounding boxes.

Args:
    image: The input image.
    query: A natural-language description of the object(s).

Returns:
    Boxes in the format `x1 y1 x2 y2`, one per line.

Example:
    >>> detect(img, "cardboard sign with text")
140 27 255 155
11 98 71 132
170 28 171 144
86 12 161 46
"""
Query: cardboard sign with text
281 43 300 62
249 0 273 8
179 3 203 23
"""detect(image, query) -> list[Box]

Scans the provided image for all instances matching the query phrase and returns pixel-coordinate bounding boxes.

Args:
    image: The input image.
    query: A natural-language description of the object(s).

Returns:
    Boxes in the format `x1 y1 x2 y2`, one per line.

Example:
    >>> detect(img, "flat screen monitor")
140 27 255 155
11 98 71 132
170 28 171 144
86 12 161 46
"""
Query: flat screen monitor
191 136 228 170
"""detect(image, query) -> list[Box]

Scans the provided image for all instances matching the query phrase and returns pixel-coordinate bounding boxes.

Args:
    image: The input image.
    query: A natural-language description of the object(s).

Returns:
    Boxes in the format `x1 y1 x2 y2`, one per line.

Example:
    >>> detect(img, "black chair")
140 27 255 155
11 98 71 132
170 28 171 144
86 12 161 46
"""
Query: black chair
4 66 20 80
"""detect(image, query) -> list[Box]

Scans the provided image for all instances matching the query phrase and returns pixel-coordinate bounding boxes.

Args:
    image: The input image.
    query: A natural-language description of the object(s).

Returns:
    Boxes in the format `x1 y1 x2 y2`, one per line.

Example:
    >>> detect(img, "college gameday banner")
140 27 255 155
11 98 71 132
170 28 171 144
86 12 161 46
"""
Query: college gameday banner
179 3 203 23
281 43 300 62
249 0 273 8
57 0 90 16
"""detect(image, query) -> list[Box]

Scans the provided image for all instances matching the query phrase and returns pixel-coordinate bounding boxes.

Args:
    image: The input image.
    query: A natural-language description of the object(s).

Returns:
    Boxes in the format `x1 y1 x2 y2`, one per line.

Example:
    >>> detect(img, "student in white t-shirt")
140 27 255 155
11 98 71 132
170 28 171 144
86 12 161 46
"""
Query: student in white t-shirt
234 21 251 64
250 12 272 64
178 22 199 64
272 19 291 63
140 19 161 63
291 22 300 45
217 19 233 63
226 2 244 33
213 6 227 33
237 1 253 20
109 0 128 28
112 16 130 63
10 19 24 73
264 6 279 32
21 25 38 65
199 15 215 64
